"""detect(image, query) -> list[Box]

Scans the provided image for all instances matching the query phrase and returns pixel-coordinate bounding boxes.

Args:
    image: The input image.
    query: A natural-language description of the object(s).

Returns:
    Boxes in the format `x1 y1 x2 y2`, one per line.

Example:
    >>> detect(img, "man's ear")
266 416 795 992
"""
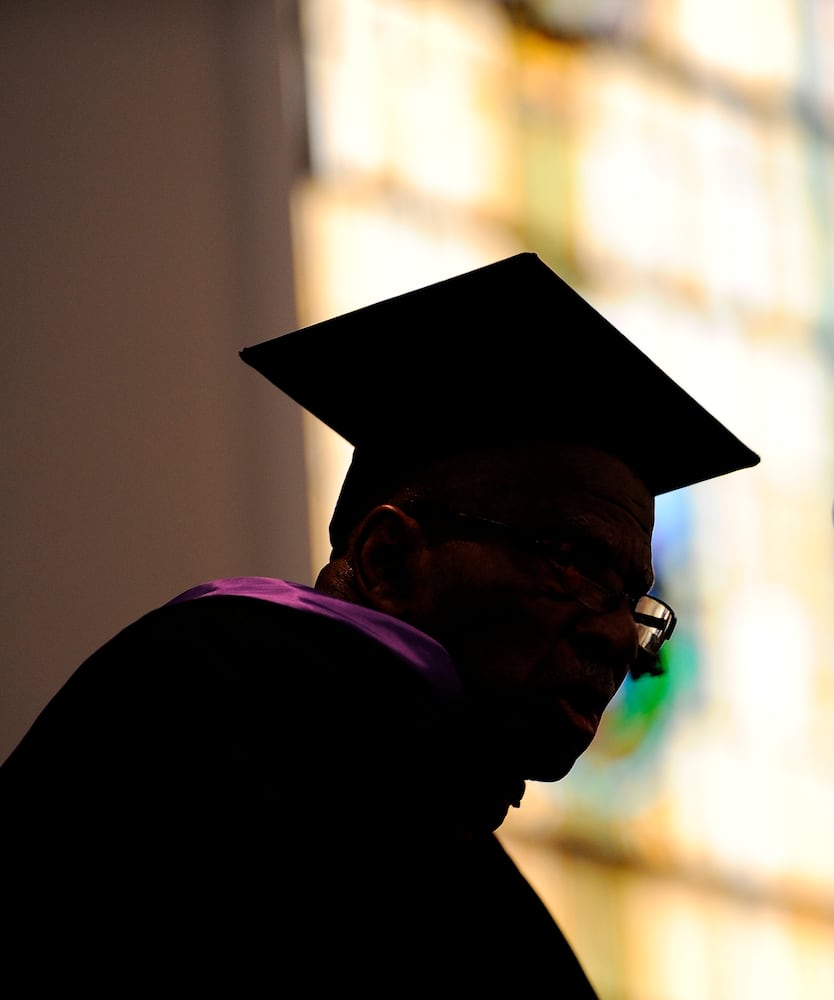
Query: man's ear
353 504 425 616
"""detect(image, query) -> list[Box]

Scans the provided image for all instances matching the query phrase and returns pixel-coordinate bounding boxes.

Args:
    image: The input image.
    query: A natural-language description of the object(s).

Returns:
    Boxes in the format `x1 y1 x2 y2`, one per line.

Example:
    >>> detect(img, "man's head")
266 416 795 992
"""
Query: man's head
316 440 655 781
240 252 759 781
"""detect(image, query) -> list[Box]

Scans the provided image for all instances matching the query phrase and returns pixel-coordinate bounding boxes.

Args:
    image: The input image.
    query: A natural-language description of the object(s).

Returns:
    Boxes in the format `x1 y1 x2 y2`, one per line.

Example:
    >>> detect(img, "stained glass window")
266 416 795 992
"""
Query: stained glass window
291 2 834 995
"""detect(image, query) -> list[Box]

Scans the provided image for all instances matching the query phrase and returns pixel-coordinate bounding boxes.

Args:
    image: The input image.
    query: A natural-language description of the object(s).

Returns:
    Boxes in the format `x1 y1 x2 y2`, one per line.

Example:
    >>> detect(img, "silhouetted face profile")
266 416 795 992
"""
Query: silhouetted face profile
391 442 655 783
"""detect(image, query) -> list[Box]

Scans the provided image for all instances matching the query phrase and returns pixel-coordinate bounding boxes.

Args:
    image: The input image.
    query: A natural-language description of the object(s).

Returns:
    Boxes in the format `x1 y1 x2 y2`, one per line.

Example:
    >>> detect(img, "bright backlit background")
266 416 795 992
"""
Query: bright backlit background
289 2 834 997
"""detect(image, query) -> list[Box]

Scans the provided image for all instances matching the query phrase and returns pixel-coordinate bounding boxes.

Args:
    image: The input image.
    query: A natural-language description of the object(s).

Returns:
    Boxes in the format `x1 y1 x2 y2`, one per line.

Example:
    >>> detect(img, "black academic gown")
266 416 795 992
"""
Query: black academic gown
1 593 599 996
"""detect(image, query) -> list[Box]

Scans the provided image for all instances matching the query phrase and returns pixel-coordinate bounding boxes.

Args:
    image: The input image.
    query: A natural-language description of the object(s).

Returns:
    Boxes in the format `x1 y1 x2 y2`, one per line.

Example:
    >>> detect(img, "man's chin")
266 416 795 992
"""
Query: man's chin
475 700 596 783
524 758 577 783
515 729 591 782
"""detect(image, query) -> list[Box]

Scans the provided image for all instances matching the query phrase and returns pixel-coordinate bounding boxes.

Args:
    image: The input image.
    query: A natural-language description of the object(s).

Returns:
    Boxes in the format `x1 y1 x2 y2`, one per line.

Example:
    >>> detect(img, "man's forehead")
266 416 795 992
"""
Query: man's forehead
428 442 655 535
528 444 654 526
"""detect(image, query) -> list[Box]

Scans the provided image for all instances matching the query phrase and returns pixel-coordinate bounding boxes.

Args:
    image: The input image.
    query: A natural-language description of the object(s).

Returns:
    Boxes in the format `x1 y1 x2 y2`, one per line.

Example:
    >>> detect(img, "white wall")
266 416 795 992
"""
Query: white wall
1 1 311 763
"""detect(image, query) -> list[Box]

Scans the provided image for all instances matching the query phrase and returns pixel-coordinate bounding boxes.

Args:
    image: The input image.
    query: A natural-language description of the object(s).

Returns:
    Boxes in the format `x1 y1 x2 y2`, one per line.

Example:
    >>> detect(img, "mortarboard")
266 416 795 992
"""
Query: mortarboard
240 252 760 545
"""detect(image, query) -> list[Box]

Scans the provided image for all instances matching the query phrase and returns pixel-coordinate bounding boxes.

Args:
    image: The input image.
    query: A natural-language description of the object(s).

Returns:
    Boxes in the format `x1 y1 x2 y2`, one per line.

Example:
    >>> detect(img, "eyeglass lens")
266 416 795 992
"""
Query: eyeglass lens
634 595 676 654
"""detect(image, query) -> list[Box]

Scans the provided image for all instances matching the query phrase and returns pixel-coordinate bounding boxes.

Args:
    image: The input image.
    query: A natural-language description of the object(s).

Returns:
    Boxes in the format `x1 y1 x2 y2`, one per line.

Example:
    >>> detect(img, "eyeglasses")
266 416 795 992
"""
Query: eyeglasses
402 502 677 678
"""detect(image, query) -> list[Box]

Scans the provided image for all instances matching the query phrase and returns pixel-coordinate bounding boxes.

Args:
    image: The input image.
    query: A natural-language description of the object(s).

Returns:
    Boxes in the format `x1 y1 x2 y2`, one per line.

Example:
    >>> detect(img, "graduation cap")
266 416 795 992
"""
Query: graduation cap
240 252 759 546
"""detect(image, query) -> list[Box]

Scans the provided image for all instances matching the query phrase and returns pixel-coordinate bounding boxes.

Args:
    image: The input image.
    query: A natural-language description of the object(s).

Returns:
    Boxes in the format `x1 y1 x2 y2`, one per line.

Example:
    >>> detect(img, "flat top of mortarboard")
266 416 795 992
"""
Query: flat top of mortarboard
239 252 760 496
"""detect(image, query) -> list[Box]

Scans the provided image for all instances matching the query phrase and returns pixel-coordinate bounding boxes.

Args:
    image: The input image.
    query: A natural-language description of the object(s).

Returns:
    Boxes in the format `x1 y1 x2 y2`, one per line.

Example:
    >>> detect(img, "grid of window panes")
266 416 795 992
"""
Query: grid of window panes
292 2 834 996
